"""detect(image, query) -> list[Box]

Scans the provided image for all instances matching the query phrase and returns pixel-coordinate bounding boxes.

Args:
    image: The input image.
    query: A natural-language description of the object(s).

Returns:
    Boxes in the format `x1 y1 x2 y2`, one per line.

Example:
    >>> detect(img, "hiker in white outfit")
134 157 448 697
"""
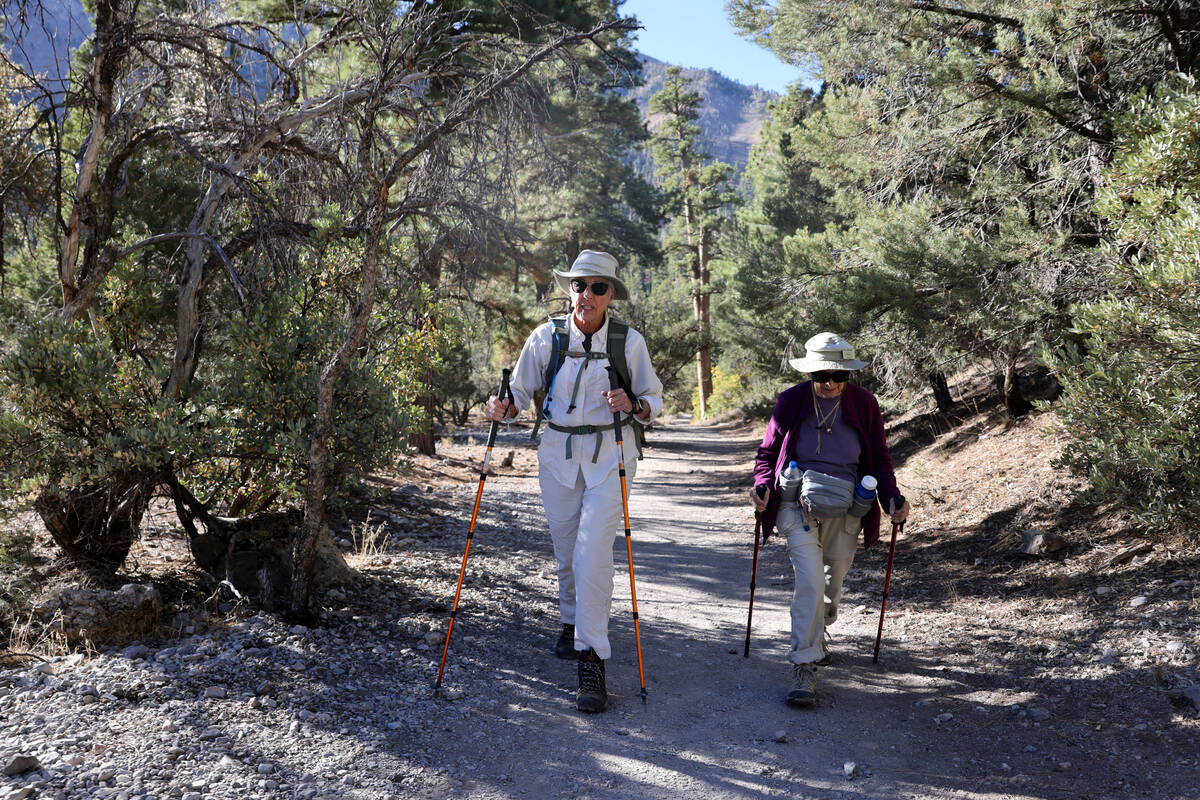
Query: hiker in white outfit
484 249 663 713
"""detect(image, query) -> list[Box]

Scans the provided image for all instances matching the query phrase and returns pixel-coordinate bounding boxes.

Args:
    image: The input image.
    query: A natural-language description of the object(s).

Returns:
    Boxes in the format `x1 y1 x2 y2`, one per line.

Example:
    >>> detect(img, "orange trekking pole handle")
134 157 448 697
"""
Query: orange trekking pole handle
744 486 767 657
436 369 512 691
873 504 905 664
606 366 647 703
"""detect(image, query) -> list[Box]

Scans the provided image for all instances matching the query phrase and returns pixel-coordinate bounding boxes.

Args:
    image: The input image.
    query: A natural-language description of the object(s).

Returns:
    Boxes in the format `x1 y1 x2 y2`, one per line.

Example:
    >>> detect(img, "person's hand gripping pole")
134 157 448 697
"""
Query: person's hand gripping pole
743 485 767 657
605 365 648 703
436 369 513 692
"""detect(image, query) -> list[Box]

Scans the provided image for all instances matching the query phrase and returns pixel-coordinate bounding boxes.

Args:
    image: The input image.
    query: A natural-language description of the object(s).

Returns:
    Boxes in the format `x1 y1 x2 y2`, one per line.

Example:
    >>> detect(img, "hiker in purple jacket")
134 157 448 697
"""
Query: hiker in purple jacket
749 332 911 707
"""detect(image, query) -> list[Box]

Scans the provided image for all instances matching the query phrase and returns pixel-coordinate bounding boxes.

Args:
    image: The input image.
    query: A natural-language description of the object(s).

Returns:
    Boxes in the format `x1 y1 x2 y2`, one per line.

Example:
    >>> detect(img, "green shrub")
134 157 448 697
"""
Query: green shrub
1044 76 1200 533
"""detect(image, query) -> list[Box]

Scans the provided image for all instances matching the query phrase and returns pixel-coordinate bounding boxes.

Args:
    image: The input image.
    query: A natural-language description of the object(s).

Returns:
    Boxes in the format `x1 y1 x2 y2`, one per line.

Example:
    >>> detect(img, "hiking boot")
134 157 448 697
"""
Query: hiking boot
816 632 833 667
577 648 608 713
555 624 576 659
786 664 817 708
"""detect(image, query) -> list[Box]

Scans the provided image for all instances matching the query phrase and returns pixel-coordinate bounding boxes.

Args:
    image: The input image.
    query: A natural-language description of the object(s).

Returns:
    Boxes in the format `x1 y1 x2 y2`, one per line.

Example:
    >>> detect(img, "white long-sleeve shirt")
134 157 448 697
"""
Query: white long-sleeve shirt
509 314 663 489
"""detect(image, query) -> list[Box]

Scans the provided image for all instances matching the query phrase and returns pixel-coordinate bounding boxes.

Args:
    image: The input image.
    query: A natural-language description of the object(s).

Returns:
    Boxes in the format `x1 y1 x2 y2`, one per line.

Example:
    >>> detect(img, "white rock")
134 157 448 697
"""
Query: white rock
1130 596 1150 608
774 730 788 743
1096 586 1113 595
843 761 858 778
1165 641 1187 654
935 713 953 724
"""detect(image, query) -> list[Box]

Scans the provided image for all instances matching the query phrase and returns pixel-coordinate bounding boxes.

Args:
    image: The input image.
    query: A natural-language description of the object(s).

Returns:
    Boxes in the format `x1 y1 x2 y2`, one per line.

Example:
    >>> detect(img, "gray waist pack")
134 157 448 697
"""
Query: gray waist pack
800 470 855 518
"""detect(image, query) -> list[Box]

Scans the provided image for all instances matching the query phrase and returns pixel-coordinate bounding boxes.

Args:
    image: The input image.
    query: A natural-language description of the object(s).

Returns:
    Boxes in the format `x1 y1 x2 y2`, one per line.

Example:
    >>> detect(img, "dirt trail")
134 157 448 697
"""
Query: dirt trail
4 419 1195 800
416 421 1196 800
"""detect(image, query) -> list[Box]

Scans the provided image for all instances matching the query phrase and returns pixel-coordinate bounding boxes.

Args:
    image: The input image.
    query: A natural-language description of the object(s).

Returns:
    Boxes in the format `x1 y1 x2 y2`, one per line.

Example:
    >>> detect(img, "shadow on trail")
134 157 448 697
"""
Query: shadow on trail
306 419 1195 800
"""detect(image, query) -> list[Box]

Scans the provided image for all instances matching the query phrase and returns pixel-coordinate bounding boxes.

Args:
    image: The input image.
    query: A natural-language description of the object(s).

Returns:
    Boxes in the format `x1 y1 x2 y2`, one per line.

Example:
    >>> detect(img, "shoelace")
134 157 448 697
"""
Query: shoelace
579 658 604 692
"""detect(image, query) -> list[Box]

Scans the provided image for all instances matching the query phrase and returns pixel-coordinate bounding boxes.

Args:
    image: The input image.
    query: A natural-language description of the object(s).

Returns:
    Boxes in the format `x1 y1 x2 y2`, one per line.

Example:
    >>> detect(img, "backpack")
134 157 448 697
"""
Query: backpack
532 315 645 458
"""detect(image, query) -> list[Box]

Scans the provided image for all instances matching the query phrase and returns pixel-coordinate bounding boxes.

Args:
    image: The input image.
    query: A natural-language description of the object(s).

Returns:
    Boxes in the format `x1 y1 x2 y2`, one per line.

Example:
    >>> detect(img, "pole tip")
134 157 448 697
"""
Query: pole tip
640 689 648 703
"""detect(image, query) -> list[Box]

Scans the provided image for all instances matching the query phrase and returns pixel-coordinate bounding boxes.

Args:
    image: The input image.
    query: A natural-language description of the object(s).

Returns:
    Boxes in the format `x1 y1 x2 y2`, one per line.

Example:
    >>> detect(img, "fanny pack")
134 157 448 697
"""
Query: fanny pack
800 470 855 518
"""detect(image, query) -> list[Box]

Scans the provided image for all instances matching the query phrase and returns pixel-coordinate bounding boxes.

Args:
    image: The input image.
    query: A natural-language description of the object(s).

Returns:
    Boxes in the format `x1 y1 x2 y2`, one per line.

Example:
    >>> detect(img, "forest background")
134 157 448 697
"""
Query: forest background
0 0 1198 622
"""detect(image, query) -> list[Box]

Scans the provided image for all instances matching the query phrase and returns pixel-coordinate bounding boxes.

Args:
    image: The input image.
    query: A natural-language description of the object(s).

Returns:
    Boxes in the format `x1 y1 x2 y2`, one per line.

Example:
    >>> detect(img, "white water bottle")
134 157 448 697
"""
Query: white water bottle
849 475 878 517
779 460 803 503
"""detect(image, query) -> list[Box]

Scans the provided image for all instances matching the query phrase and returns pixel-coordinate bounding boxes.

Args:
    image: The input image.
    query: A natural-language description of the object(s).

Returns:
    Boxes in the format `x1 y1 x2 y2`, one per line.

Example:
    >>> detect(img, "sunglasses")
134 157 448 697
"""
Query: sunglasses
569 278 610 296
810 370 850 383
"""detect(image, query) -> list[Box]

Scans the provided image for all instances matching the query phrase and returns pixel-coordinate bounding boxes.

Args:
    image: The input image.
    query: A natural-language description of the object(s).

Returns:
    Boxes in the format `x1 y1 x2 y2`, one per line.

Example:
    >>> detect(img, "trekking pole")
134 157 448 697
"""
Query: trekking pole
873 497 906 664
743 486 767 657
605 365 648 703
435 369 513 692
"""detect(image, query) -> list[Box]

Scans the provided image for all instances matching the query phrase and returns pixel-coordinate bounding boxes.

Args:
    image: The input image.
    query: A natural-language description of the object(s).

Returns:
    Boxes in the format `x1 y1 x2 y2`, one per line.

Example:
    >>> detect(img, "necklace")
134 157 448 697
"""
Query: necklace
812 384 842 455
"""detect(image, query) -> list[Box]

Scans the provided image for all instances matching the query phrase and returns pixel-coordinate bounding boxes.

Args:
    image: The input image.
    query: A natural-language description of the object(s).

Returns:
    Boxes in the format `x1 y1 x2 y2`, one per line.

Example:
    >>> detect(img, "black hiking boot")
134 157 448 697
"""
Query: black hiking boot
785 664 817 708
577 648 608 713
555 623 576 659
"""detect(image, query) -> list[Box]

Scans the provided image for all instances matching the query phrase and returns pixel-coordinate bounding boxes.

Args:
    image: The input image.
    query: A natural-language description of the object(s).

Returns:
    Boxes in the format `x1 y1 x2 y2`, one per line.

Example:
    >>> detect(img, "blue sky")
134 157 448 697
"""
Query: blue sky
621 0 817 93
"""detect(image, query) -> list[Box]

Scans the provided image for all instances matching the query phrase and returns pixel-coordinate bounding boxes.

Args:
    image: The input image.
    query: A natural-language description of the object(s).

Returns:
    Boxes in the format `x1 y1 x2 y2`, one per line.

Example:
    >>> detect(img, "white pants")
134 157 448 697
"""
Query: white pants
778 504 860 665
539 465 628 660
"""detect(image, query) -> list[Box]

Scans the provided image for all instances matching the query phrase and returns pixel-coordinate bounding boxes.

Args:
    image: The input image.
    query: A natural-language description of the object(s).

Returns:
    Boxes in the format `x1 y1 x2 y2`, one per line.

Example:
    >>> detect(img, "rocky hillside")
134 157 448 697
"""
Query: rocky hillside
628 54 778 171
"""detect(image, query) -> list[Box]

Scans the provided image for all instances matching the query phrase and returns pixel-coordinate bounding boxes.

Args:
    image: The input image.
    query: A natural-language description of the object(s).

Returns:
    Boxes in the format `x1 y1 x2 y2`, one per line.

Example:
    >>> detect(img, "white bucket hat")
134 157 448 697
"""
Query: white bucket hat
788 332 868 373
553 250 629 301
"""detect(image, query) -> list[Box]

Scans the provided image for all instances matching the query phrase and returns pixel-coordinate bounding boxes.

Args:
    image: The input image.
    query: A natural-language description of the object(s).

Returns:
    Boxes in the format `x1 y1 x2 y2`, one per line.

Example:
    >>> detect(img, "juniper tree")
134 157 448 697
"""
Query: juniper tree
0 0 634 615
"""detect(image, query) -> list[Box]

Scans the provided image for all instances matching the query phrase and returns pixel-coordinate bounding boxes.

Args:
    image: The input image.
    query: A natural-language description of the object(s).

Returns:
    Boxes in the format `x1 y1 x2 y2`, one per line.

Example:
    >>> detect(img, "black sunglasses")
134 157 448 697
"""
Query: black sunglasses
811 370 850 383
570 278 610 296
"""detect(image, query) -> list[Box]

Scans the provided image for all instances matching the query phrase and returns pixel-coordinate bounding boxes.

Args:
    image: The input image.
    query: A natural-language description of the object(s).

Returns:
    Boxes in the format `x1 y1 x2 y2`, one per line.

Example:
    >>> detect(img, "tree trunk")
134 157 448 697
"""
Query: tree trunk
682 191 712 419
58 0 120 319
35 473 150 573
693 221 713 418
566 230 581 264
1000 342 1034 418
290 197 386 618
410 251 443 456
929 370 955 413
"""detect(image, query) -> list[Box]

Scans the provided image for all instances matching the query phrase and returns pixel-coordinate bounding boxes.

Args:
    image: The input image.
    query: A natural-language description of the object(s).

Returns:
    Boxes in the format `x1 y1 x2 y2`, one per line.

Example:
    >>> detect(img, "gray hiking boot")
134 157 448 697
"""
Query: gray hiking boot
577 648 608 713
555 623 576 659
786 664 817 708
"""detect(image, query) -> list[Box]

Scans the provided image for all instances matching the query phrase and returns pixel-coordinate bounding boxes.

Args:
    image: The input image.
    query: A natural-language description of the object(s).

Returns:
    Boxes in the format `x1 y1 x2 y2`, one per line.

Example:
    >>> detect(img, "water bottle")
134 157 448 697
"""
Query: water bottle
779 460 803 503
849 475 878 517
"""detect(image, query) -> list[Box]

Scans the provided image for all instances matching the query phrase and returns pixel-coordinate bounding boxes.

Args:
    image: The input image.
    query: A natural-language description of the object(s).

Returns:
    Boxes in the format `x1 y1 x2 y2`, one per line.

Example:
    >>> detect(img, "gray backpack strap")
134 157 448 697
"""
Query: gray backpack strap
531 317 568 440
605 317 645 460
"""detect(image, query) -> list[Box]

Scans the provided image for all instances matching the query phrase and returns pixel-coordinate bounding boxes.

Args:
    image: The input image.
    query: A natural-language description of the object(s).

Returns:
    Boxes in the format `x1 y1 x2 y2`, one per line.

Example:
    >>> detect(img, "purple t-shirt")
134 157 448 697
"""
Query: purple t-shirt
792 394 861 484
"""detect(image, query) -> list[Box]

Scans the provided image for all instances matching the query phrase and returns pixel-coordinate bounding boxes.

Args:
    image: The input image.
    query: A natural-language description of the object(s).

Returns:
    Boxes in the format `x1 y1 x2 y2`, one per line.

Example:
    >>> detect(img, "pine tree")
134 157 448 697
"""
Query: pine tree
648 66 737 418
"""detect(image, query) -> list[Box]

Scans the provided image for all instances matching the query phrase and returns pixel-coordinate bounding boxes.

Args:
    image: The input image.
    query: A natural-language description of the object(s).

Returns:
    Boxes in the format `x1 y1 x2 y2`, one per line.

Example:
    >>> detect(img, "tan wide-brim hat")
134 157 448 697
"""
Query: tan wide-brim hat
553 249 630 301
788 331 869 373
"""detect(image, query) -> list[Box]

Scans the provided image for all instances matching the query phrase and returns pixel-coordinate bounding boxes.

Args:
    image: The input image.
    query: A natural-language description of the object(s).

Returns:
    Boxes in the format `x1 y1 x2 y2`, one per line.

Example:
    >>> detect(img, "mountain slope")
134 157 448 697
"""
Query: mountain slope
627 54 777 170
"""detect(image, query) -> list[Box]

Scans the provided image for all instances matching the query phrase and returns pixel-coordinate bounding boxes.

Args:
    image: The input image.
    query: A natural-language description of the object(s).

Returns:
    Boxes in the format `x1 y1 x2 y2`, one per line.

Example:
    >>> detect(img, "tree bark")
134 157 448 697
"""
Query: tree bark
694 224 713 417
410 250 444 456
35 473 150 573
58 0 120 318
290 195 387 618
1001 341 1034 418
929 370 955 413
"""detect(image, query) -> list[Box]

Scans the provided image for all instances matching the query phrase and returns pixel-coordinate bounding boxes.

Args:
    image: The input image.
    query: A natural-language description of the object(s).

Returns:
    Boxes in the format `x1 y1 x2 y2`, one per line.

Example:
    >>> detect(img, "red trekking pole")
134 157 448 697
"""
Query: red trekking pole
873 498 906 664
743 486 767 657
436 369 513 691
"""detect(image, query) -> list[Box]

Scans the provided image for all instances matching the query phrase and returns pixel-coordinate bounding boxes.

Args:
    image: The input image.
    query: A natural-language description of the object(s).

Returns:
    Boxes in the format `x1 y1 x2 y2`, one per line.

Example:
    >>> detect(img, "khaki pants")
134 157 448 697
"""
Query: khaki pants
777 503 860 665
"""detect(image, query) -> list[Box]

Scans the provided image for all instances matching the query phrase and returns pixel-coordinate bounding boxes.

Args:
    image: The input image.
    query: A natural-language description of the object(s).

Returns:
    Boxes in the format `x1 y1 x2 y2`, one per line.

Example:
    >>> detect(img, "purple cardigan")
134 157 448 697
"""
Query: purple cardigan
753 381 900 549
